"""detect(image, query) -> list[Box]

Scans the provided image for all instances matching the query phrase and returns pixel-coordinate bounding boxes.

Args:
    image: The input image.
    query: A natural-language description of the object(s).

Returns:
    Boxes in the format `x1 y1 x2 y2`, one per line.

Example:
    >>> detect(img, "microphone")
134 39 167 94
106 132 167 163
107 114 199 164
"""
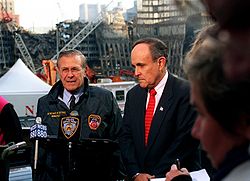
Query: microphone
1 141 27 160
30 117 47 170
30 117 47 139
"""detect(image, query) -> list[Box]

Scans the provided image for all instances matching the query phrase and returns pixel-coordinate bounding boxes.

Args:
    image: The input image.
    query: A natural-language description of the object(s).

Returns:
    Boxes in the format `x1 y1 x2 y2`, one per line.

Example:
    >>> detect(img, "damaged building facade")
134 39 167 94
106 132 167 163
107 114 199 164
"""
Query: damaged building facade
0 0 211 79
133 0 212 77
0 3 133 80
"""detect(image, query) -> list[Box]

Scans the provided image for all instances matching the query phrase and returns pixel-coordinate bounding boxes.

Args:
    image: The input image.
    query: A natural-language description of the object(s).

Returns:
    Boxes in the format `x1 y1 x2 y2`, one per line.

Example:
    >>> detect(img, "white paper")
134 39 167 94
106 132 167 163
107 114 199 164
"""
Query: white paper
190 169 210 181
150 169 210 181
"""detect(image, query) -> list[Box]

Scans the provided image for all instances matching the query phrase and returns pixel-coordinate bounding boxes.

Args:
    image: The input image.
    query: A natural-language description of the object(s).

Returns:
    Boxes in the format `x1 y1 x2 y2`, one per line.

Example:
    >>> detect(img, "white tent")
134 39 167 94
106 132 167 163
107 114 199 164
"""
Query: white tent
0 59 51 118
0 58 51 93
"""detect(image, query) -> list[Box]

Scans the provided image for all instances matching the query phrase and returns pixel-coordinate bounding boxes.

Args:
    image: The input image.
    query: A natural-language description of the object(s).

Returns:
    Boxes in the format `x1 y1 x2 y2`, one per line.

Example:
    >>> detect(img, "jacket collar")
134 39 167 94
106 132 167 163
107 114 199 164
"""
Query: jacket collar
49 77 90 100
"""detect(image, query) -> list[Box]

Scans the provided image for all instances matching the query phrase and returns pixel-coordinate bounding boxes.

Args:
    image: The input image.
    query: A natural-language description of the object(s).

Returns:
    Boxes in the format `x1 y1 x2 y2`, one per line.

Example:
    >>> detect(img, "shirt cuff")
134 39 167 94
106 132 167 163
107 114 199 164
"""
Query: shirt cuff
132 173 140 180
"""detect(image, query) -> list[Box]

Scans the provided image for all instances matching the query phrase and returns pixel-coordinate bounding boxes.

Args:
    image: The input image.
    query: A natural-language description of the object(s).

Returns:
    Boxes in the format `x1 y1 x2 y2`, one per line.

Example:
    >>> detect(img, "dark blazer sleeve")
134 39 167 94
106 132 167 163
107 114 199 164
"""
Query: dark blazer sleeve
119 86 142 177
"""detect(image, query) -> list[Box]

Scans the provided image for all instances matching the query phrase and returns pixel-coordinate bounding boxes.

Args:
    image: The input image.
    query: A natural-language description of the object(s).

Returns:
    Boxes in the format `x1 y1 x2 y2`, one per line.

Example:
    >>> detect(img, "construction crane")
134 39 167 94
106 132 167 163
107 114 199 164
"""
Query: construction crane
0 1 36 73
51 0 114 60
41 1 114 85
0 0 11 23
6 23 36 72
57 1 64 21
0 0 11 69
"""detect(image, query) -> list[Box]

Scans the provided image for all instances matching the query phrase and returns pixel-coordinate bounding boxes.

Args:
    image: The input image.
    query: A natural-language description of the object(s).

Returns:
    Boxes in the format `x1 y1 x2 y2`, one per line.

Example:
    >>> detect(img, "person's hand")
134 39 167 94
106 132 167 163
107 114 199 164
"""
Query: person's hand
165 164 190 181
134 173 155 181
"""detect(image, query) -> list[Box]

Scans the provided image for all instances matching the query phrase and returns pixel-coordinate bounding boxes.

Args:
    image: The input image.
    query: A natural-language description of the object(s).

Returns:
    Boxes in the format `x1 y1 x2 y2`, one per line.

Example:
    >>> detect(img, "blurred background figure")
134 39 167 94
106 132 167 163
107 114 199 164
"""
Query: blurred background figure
0 96 23 181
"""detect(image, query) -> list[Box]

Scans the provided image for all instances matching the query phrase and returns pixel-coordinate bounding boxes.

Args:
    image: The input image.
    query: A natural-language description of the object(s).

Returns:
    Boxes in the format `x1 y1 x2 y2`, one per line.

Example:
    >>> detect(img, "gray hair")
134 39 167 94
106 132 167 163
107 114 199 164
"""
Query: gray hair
184 37 250 134
57 49 87 69
132 37 168 64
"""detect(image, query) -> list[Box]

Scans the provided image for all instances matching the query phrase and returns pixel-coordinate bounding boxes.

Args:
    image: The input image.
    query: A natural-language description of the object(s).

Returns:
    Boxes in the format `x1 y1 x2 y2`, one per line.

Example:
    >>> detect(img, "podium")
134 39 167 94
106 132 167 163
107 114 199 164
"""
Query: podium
41 137 123 181
73 138 120 180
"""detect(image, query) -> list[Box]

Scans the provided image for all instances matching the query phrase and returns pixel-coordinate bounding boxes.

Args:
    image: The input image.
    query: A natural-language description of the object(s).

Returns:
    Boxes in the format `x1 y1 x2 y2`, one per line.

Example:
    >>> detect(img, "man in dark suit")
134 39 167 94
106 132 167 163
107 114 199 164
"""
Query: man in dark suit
119 38 201 180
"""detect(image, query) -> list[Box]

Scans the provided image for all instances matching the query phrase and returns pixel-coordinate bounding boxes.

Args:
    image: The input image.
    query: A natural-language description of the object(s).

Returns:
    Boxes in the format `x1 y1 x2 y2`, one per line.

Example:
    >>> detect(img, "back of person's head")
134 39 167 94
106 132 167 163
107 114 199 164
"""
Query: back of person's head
201 0 250 30
185 24 219 61
132 37 168 63
184 37 250 135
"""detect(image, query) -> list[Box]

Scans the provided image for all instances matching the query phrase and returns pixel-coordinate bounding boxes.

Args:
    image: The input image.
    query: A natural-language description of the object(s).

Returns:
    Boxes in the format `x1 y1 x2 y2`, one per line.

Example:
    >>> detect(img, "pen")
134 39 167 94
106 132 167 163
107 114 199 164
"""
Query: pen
175 158 181 170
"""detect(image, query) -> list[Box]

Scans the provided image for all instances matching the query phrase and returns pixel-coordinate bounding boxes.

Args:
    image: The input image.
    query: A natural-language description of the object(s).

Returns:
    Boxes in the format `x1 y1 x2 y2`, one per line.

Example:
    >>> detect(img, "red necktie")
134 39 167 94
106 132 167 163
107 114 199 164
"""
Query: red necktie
145 89 157 145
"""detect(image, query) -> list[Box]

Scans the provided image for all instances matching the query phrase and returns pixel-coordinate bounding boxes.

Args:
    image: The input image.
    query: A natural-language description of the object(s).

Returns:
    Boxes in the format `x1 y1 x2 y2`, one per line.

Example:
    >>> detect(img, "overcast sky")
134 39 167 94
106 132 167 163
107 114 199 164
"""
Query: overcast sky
14 0 135 30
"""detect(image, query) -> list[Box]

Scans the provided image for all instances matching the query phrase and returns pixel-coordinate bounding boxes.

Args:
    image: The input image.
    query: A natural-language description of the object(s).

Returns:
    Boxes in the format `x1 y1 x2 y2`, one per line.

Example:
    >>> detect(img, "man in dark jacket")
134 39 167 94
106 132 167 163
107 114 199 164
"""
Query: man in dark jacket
32 49 124 181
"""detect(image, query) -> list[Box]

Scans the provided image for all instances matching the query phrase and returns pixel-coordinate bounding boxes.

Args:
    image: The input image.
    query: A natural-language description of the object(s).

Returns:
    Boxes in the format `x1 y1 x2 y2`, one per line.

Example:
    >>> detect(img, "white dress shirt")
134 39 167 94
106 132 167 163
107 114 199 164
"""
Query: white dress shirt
146 71 168 114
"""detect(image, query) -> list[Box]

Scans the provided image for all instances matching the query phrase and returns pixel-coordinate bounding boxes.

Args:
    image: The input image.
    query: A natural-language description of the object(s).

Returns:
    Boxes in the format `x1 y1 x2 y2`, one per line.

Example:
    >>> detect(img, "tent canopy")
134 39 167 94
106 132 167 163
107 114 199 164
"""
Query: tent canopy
0 59 51 94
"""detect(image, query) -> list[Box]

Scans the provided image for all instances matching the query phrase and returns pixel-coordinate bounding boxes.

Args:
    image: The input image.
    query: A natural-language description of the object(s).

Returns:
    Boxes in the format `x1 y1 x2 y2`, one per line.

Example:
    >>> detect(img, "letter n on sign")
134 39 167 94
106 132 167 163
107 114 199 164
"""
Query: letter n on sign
25 105 34 116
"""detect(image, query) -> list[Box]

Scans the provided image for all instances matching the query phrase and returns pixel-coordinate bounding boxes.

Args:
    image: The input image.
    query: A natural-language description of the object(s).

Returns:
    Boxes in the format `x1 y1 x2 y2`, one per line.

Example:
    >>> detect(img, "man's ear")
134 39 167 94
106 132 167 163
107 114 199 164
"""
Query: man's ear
158 56 167 70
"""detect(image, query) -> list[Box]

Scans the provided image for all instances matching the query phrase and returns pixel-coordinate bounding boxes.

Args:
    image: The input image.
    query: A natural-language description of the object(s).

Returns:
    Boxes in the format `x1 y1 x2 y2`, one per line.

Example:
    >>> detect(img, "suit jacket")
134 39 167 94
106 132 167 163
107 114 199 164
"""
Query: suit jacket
119 73 201 179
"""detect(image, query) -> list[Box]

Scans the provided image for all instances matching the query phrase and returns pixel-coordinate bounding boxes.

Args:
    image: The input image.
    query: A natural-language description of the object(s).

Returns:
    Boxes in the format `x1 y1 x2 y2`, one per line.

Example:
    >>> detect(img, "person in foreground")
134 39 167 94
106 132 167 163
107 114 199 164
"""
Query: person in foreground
33 49 124 181
166 36 250 181
119 37 201 181
0 96 23 181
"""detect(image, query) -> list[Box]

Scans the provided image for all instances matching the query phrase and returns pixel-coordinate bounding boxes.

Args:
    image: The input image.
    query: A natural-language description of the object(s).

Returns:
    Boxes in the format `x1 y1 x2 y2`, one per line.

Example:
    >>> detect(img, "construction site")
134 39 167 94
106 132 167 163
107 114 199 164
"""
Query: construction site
0 0 212 84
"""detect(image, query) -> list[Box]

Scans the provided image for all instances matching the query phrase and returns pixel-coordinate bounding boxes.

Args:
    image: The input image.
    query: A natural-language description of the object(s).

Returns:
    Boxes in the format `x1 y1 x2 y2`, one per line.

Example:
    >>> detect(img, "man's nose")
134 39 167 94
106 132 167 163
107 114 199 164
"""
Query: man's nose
134 67 140 76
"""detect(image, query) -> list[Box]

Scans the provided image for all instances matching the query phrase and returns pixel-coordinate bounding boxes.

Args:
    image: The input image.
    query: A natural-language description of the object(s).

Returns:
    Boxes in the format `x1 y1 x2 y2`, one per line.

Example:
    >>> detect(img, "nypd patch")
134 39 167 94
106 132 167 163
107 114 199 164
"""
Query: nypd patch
61 116 80 139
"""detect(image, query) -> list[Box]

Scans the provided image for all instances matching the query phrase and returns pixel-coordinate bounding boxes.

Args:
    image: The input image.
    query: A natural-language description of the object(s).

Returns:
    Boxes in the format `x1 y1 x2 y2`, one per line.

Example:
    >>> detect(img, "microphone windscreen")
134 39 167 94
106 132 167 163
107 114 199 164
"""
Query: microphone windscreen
30 124 47 139
35 117 42 124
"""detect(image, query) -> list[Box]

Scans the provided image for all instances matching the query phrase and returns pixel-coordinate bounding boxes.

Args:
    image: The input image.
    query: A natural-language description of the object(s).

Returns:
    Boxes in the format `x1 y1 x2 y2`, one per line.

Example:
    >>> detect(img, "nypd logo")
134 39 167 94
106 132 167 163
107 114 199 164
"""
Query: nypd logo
61 116 80 139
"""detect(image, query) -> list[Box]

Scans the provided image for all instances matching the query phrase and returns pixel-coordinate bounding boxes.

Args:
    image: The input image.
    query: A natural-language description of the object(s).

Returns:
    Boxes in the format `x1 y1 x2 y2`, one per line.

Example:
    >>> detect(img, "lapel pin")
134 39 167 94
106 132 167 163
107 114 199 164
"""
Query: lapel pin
160 107 164 111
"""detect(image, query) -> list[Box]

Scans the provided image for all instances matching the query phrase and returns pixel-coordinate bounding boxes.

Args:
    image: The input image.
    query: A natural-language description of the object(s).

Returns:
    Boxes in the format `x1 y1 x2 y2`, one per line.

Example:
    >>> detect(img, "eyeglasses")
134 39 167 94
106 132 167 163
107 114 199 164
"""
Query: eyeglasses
60 67 83 75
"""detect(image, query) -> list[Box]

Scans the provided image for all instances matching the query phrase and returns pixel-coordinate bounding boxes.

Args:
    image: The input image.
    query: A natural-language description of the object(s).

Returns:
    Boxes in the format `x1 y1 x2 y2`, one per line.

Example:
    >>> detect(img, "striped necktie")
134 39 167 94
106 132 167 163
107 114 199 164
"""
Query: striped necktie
145 88 157 146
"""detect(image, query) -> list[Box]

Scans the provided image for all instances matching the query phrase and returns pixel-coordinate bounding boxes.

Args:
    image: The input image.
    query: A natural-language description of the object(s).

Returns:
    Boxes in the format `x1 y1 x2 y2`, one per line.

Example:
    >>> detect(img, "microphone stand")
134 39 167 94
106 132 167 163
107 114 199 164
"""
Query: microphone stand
34 139 39 170
33 117 42 177
68 141 72 179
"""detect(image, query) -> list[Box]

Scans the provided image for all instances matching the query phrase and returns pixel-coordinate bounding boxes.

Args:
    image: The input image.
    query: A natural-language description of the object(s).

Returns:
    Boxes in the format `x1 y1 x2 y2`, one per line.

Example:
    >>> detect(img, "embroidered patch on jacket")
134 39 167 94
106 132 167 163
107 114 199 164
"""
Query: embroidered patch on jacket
61 116 80 139
88 114 101 130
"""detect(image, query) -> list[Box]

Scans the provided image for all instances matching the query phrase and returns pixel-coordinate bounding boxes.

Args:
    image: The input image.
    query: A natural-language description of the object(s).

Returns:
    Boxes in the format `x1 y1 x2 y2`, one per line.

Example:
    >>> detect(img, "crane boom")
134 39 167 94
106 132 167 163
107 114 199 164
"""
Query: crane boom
51 16 103 60
51 0 113 60
6 23 36 73
1 1 35 73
